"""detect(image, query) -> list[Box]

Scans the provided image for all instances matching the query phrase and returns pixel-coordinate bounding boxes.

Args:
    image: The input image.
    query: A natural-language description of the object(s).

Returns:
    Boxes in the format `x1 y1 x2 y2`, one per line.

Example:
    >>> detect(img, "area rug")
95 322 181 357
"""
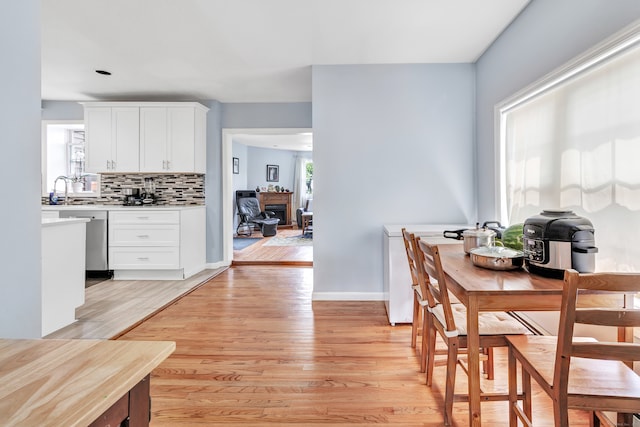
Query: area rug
263 234 313 247
233 237 262 250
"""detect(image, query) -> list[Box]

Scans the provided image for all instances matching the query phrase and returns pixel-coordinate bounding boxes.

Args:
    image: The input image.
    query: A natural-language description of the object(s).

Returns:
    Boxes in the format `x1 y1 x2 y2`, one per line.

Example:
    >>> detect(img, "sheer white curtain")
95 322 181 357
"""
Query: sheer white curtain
292 156 308 220
501 37 640 272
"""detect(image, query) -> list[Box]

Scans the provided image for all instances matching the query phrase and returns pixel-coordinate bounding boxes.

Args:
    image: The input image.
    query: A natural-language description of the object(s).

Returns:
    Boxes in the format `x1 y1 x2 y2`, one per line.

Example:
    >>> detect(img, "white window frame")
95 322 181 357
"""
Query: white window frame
494 19 640 225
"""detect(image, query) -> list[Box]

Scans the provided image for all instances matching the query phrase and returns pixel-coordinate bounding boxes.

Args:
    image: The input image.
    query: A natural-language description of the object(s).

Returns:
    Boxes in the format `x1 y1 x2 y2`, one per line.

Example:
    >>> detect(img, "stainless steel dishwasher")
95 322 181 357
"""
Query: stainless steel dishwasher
58 210 109 272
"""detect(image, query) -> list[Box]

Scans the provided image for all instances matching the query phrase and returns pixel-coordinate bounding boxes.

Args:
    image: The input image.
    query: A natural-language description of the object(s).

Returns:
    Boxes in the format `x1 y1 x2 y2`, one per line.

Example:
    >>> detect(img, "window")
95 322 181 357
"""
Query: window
42 121 100 198
305 160 313 195
497 22 640 274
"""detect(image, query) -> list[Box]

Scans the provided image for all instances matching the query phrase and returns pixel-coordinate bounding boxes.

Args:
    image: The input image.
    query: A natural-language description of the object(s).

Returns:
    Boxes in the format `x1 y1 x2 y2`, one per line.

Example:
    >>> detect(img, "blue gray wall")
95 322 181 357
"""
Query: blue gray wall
41 100 84 120
475 0 640 220
312 64 475 297
223 103 312 129
204 100 223 263
1 1 42 338
246 147 297 192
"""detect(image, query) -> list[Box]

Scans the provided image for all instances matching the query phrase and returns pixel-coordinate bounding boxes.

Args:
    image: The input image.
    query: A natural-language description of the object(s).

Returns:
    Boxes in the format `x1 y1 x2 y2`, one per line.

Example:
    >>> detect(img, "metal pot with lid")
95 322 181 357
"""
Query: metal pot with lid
444 223 497 254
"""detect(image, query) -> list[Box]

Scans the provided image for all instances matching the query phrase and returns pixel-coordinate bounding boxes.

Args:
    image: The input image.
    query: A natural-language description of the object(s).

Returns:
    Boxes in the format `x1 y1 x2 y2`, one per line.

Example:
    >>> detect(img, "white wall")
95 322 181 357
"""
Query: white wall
312 64 475 298
0 1 43 338
475 0 640 220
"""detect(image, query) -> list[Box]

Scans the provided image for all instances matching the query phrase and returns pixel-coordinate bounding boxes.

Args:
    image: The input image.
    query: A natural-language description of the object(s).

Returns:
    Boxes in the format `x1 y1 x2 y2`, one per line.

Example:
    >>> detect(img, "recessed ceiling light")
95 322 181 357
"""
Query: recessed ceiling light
95 70 111 75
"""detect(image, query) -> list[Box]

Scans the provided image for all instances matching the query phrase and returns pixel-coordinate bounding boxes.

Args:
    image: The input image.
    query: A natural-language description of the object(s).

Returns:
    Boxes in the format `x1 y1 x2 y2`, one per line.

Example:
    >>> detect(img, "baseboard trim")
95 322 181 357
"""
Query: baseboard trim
206 261 231 269
312 292 385 301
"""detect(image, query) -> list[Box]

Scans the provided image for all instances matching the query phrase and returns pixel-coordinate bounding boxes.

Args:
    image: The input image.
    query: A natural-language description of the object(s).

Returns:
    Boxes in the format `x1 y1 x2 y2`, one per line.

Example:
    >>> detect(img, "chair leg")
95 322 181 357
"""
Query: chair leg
419 307 428 373
425 315 437 386
484 347 494 380
236 223 252 237
443 340 459 426
411 293 419 349
508 347 518 427
553 399 569 427
522 368 532 425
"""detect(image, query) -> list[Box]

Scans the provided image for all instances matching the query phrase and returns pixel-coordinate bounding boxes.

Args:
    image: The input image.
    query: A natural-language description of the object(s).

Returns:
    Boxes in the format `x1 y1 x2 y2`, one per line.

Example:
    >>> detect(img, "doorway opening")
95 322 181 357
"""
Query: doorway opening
222 128 313 266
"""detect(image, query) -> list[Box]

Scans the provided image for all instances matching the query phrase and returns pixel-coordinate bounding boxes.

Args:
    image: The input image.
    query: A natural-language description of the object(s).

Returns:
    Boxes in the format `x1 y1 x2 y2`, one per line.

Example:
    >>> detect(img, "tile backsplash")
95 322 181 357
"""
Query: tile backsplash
42 173 205 206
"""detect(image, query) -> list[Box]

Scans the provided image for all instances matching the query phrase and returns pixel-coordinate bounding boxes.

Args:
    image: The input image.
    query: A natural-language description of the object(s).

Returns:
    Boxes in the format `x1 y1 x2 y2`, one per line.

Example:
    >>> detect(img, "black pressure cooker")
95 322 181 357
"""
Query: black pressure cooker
523 210 598 278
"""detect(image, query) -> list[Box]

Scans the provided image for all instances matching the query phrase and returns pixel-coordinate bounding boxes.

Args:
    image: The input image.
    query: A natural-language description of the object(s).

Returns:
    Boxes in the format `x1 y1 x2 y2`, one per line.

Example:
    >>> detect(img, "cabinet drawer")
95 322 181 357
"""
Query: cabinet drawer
109 247 179 269
110 225 179 246
110 211 179 225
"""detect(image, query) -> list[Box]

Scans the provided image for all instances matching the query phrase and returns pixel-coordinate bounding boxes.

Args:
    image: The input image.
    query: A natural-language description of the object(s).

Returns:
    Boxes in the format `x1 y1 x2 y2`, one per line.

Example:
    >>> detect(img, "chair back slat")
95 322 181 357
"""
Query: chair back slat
574 272 640 293
415 239 457 333
554 269 640 394
574 308 640 328
572 342 640 361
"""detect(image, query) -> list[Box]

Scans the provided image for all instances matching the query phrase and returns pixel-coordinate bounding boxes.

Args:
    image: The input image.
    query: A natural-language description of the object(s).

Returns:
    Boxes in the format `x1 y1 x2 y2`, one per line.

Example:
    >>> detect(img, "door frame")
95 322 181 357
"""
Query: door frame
221 128 313 265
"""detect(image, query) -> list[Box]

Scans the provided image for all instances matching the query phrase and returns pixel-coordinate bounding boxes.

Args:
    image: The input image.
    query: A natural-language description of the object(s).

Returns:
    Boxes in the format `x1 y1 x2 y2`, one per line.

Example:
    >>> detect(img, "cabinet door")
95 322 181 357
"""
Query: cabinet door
84 108 112 173
139 107 168 172
111 107 140 172
167 107 195 172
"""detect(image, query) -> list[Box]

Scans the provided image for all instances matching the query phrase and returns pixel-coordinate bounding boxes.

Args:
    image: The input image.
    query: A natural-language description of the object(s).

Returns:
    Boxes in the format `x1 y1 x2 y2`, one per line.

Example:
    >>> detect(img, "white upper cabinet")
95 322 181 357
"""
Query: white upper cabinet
84 107 139 173
82 102 208 174
139 107 168 172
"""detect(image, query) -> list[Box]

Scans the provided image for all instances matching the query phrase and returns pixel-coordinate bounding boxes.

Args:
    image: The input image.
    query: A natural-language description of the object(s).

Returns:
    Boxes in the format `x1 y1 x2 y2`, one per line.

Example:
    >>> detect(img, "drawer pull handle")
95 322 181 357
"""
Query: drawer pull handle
137 257 150 261
137 234 150 238
136 216 149 220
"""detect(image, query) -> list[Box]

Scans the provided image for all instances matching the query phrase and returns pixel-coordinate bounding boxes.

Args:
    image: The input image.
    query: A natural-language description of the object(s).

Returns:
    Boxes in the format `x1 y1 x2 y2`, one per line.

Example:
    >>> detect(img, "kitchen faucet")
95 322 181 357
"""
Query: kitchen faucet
53 176 70 205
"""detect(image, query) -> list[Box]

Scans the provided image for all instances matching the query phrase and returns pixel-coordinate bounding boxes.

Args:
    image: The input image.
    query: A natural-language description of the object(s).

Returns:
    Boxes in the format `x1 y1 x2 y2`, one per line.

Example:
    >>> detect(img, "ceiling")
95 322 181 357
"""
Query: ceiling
41 0 529 104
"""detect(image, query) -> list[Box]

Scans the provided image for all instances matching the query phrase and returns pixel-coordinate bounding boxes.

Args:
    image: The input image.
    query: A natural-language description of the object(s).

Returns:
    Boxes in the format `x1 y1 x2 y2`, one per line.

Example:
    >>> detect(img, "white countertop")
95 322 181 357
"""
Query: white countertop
42 217 90 227
42 205 205 211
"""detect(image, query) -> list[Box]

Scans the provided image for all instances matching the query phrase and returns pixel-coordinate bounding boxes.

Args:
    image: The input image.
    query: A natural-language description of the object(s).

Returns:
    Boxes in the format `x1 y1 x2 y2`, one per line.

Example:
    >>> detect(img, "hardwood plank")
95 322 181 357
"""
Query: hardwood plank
117 266 592 426
233 228 312 266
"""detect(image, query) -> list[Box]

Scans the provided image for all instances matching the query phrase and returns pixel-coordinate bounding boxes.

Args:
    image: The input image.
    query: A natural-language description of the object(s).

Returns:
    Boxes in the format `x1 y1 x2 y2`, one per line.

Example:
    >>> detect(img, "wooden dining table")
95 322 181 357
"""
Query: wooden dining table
436 243 567 427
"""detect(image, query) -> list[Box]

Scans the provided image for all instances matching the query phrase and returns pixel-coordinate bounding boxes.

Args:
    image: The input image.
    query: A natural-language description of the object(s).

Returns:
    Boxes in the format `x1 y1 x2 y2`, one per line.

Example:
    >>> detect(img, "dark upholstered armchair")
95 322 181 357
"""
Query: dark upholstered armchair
296 199 313 228
236 194 280 237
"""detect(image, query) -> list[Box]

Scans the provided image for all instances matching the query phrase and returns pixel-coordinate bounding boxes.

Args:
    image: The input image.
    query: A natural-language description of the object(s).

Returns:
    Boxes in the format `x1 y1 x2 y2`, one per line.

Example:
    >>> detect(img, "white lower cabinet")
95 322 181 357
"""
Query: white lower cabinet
109 247 181 270
108 208 205 280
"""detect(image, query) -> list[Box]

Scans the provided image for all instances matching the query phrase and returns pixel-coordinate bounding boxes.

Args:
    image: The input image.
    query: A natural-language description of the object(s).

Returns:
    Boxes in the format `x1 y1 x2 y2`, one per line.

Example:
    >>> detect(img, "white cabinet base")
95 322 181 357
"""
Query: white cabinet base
383 224 470 325
41 218 88 336
109 207 206 280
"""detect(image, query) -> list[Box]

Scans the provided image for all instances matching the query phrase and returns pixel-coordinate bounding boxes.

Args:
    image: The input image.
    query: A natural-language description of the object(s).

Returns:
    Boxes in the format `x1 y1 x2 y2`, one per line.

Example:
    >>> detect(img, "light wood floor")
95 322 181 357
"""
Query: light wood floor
45 268 227 339
118 266 591 426
233 227 313 266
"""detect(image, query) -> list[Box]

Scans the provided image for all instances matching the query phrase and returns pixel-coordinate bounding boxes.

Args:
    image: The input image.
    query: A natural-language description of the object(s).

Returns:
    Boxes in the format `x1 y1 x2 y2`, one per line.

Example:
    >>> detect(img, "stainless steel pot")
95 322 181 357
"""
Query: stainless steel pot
469 246 524 271
462 228 496 253
443 225 497 254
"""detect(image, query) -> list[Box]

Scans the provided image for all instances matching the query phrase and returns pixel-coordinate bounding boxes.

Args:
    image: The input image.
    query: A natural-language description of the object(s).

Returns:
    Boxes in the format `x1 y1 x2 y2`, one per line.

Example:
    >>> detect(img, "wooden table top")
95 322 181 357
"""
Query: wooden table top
0 339 175 427
437 244 564 294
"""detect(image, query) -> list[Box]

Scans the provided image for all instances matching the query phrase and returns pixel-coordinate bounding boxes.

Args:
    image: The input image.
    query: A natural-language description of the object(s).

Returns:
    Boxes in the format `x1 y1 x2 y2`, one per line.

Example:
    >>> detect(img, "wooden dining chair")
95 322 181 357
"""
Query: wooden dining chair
415 238 530 426
401 228 430 372
507 269 640 427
